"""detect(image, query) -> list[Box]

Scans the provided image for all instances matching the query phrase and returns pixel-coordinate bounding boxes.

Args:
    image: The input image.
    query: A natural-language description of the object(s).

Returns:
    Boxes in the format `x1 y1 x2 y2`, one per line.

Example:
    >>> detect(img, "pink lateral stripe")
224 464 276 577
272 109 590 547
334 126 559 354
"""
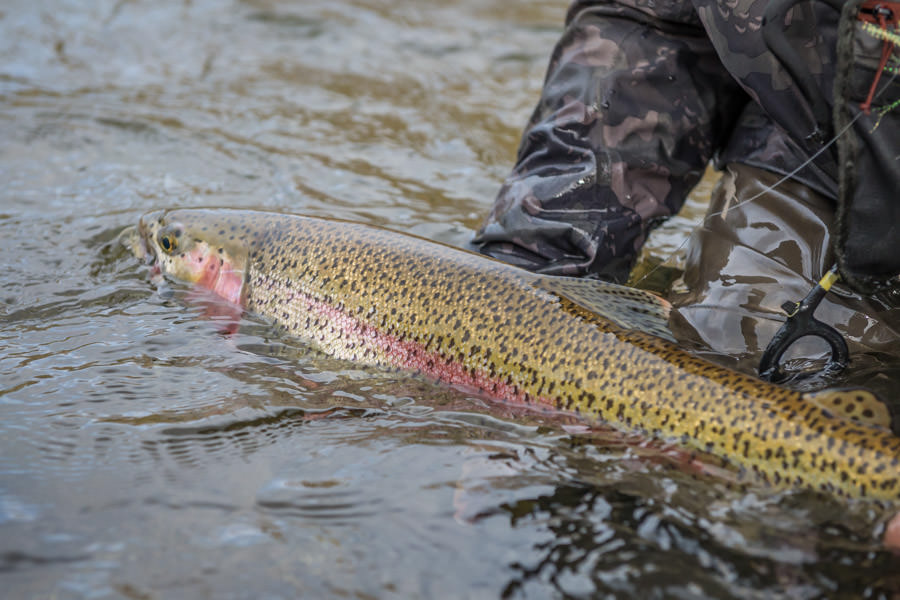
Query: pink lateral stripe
256 274 559 411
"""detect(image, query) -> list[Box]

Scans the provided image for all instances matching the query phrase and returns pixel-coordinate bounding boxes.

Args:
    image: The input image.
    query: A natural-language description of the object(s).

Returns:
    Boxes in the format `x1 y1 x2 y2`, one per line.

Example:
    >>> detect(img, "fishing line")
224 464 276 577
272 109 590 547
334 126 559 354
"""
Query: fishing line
633 16 900 290
703 114 862 221
632 110 865 289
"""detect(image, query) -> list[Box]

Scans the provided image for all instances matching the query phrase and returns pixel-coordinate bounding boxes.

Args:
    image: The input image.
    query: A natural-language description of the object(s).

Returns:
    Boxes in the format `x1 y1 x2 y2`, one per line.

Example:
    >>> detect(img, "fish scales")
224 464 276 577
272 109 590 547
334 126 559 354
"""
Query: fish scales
133 209 900 502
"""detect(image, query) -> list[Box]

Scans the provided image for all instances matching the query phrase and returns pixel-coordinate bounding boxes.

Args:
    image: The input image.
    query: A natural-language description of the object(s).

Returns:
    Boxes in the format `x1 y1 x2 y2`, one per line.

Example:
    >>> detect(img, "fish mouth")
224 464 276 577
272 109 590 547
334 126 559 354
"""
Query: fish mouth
122 211 167 280
117 225 149 261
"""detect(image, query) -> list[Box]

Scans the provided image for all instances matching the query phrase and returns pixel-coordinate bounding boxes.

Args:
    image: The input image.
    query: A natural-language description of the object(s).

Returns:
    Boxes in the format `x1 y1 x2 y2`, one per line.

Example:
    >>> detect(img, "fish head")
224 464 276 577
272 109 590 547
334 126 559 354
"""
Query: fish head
132 209 252 305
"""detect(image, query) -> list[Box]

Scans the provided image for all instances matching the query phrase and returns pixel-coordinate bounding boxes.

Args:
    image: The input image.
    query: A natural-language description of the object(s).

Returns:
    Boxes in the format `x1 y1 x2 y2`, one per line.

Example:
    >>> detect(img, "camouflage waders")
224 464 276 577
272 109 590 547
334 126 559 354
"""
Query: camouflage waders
474 0 900 375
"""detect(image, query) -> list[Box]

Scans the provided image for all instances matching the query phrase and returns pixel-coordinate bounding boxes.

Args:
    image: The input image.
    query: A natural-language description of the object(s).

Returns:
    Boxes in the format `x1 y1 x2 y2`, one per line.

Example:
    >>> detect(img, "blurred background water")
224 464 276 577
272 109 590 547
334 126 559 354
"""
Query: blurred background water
2 1 899 598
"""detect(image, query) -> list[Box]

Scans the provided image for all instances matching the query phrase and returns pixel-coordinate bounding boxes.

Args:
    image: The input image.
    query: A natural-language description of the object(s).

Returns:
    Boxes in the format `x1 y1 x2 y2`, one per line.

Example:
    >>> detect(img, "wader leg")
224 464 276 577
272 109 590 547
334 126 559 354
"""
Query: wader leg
670 163 900 383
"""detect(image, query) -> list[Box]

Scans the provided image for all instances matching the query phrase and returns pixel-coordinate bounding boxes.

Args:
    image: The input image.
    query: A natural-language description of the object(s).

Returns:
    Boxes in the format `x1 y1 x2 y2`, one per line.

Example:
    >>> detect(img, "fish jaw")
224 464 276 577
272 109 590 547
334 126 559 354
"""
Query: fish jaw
134 210 248 306
116 225 146 262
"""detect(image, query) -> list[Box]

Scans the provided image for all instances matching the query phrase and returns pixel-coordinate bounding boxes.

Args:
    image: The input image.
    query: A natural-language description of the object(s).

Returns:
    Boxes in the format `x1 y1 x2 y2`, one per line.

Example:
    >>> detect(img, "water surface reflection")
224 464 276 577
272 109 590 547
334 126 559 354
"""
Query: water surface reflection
2 1 899 598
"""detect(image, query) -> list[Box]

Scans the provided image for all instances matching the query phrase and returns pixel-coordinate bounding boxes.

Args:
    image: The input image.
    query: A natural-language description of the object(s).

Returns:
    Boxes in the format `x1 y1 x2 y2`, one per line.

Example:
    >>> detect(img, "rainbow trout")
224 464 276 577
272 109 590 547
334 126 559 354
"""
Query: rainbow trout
128 209 900 502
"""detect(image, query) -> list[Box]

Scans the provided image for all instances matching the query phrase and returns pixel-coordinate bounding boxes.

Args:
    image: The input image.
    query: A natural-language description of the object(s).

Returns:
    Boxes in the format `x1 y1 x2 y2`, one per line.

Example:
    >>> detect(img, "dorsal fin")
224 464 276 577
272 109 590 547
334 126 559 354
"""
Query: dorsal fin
802 388 893 429
533 276 675 342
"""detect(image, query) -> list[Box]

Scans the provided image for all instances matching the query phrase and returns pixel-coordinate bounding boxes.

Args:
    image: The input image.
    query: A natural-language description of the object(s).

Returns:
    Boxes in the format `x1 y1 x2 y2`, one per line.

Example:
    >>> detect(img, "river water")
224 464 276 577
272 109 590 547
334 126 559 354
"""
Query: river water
2 1 899 598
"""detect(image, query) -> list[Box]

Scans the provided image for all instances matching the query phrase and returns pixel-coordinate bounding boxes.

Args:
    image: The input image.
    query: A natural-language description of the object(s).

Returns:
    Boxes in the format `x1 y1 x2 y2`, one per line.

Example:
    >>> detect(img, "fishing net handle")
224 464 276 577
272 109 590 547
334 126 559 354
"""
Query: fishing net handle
758 268 850 383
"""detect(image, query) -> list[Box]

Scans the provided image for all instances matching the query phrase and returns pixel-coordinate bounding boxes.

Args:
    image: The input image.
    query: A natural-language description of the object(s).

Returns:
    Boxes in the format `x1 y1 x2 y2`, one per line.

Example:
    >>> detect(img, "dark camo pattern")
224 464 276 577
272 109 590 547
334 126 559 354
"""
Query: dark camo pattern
474 0 849 283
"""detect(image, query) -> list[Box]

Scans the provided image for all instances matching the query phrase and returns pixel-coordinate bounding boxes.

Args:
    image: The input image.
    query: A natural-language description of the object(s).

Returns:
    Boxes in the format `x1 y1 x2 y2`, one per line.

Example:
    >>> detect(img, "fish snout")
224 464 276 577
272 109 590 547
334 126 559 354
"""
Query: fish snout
136 210 170 261
134 211 175 287
115 225 144 259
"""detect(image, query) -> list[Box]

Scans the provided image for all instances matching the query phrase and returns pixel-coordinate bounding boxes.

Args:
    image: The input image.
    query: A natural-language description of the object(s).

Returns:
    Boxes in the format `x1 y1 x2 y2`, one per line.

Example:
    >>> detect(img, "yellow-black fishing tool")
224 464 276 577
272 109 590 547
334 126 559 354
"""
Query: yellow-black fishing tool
758 265 849 382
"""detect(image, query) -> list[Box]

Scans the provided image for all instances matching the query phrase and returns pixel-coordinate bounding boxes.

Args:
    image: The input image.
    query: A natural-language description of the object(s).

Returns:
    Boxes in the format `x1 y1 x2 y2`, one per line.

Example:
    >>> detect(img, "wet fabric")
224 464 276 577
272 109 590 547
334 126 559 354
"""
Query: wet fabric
475 0 747 282
670 163 900 375
473 0 900 289
833 0 900 293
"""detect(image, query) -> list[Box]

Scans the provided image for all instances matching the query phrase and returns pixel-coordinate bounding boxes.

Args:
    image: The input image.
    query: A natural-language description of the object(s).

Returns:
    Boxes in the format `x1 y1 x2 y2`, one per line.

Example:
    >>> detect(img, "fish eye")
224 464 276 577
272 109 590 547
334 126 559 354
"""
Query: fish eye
159 232 177 253
156 222 186 254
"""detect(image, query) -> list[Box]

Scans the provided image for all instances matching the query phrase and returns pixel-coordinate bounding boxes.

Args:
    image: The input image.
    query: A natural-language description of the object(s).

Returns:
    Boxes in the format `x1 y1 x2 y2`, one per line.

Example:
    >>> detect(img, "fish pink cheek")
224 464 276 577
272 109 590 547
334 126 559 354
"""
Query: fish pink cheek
193 253 243 305
195 254 222 290
214 267 244 305
195 259 243 306
184 250 242 305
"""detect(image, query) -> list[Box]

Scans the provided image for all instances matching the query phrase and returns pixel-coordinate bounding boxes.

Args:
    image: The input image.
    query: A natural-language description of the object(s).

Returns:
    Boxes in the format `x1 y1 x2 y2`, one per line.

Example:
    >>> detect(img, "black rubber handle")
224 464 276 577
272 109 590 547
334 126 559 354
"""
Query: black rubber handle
758 272 850 382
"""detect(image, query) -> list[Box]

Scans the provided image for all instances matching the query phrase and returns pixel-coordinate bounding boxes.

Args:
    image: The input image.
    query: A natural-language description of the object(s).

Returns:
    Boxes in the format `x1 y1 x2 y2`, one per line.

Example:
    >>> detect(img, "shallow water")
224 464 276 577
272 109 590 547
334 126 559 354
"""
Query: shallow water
2 1 900 598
